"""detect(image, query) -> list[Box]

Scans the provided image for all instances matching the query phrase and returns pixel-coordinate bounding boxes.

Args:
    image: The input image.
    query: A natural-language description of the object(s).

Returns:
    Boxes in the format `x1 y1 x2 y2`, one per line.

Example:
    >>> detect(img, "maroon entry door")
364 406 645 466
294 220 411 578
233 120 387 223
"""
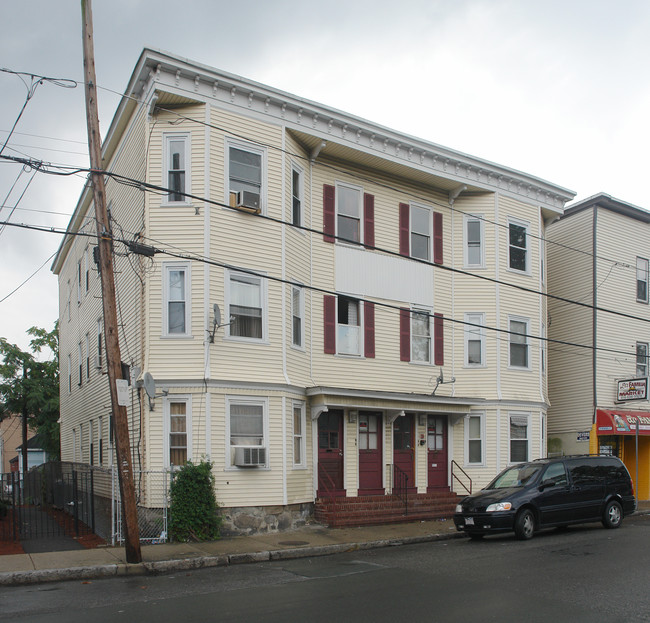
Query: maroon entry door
318 410 344 496
393 414 416 492
427 415 449 491
358 411 384 494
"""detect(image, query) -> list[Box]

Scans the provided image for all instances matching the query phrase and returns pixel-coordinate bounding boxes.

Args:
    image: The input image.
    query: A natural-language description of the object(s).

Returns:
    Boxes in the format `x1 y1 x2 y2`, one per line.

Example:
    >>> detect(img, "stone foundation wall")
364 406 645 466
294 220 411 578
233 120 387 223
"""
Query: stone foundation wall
220 502 314 536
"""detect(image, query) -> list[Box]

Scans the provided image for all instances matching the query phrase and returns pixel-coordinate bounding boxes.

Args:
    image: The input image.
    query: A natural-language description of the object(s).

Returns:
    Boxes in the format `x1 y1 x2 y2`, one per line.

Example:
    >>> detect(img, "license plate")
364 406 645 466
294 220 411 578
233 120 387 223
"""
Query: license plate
464 517 474 526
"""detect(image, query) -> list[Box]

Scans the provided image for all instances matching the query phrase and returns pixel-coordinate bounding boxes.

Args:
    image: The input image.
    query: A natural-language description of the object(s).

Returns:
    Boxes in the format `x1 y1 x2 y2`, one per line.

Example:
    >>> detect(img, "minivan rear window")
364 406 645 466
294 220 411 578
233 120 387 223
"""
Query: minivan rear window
487 463 543 489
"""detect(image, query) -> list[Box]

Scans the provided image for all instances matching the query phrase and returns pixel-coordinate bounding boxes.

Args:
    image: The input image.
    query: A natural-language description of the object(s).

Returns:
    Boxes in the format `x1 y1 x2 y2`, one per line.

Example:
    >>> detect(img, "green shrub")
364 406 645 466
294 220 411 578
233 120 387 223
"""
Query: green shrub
169 460 222 542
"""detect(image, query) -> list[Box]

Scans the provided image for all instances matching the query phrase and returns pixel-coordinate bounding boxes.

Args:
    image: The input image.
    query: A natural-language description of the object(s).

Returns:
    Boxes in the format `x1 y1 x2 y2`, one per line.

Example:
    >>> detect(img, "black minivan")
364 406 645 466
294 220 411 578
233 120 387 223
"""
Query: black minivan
453 455 636 540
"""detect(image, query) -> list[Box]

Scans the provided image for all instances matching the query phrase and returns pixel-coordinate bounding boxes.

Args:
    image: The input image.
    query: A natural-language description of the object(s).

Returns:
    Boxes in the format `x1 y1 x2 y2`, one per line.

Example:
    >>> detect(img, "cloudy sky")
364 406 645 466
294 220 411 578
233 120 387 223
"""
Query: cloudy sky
1 0 649 352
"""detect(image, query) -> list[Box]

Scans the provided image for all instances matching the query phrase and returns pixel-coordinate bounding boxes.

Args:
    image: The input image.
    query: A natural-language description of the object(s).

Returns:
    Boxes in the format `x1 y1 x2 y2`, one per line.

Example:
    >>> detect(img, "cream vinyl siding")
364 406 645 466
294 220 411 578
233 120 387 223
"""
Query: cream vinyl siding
285 398 313 504
547 208 594 435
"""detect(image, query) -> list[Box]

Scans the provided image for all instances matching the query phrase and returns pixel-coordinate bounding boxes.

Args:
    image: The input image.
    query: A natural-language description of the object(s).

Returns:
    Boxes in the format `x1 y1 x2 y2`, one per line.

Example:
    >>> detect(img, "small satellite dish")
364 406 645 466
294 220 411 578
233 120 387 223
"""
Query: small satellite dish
214 303 222 328
209 303 230 342
143 372 156 399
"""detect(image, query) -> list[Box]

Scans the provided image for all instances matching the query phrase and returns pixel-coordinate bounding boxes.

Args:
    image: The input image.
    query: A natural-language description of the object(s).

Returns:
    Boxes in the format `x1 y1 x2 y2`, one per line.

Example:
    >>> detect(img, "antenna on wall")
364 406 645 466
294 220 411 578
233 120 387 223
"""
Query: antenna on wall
141 372 168 411
431 368 456 396
208 303 232 343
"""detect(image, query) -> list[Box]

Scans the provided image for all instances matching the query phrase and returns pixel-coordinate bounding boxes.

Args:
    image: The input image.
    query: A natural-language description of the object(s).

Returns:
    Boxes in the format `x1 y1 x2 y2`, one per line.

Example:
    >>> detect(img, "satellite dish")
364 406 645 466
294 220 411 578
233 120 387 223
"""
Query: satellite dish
143 372 156 399
214 303 222 327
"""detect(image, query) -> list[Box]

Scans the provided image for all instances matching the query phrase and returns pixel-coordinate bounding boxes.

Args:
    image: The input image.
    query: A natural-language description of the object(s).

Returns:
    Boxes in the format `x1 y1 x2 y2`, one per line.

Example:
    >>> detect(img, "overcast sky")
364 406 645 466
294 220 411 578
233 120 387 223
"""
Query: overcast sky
1 0 649 353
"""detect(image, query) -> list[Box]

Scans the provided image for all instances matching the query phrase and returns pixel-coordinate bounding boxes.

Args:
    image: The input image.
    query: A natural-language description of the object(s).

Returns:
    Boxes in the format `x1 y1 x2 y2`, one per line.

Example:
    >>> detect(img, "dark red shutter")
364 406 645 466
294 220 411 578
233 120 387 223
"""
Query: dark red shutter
400 308 411 361
324 295 336 353
434 312 444 365
364 193 375 248
364 302 375 358
399 203 410 256
433 211 443 264
323 185 335 243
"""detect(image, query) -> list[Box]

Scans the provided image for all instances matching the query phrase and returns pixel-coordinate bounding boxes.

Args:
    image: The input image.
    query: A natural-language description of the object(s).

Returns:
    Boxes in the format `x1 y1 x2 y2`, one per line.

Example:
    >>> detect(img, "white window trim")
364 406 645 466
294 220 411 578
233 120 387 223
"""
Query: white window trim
291 284 305 351
464 412 485 467
508 411 531 464
77 342 83 386
409 202 433 262
84 247 90 295
336 295 364 357
291 162 304 228
541 322 546 375
85 333 91 380
507 217 530 275
225 269 268 344
464 312 486 368
163 395 192 469
162 133 191 206
508 315 531 370
162 261 192 338
225 138 267 214
463 213 485 268
636 341 648 377
292 400 307 469
410 306 432 365
225 396 269 470
77 260 82 305
637 257 649 303
335 180 364 246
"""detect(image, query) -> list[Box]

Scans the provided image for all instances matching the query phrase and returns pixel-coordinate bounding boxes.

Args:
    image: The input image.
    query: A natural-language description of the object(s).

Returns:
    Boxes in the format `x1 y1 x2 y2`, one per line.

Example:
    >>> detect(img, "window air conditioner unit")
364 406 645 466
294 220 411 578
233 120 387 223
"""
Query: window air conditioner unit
235 191 261 214
233 446 266 467
94 355 102 370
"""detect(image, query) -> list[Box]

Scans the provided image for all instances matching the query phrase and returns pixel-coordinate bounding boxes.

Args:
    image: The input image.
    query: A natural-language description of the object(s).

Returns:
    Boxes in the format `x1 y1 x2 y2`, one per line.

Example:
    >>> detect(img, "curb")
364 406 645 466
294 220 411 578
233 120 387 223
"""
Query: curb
0 530 462 586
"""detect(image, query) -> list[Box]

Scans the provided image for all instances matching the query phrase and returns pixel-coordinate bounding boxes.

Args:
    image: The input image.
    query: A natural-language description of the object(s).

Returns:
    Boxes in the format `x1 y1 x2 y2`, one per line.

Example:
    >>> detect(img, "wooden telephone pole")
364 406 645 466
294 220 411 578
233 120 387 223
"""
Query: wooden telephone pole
81 0 141 563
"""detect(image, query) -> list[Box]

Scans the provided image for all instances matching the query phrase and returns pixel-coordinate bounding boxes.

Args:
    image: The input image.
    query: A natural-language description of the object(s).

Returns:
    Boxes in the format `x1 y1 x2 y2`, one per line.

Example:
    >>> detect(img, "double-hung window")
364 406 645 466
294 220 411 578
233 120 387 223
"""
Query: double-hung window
636 342 648 377
637 258 649 303
164 134 189 203
78 342 83 386
85 333 91 380
465 414 484 465
337 296 361 355
410 205 431 261
291 165 303 227
411 309 431 363
165 396 191 467
508 220 529 273
228 272 265 341
464 312 485 366
464 214 484 268
163 263 190 337
293 401 306 467
509 317 529 368
228 397 268 467
292 285 304 348
228 142 264 211
509 413 529 463
336 183 362 244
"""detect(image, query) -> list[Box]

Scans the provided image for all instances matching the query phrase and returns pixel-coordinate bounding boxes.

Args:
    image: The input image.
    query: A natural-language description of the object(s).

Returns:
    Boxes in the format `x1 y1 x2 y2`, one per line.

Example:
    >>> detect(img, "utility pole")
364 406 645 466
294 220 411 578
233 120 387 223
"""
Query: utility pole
81 0 141 563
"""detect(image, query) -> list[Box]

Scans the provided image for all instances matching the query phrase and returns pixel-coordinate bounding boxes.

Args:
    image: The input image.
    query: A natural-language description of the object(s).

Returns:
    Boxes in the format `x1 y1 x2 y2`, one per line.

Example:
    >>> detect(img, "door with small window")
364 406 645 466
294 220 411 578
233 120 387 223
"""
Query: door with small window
318 410 344 496
427 415 448 491
393 414 416 492
358 411 383 494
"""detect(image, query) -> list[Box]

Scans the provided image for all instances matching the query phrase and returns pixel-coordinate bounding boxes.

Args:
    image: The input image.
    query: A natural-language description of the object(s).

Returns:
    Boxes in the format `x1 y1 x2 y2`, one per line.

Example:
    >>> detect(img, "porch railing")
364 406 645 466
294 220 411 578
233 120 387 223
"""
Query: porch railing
317 468 340 525
451 460 472 495
392 464 408 515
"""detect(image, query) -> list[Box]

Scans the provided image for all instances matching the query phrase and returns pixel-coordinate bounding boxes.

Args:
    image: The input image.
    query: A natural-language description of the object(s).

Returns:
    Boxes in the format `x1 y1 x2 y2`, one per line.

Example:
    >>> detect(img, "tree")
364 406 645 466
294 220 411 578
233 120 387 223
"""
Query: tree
0 324 60 458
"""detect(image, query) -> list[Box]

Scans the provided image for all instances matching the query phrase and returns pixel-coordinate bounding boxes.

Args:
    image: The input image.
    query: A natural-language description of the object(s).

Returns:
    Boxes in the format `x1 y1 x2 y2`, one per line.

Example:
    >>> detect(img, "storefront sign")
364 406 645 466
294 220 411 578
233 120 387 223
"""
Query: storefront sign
596 409 650 435
617 378 648 402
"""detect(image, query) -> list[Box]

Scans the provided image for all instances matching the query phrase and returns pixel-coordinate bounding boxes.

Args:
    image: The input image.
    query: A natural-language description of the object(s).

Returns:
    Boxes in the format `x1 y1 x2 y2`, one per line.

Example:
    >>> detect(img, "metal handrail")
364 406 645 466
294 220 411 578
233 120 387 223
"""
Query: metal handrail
318 468 340 525
392 464 408 515
451 460 472 495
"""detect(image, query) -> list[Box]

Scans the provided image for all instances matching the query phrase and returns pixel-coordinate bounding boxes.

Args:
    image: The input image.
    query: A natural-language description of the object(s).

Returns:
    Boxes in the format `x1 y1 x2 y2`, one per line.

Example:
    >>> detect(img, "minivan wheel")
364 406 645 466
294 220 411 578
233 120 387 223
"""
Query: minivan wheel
514 509 535 540
602 500 623 529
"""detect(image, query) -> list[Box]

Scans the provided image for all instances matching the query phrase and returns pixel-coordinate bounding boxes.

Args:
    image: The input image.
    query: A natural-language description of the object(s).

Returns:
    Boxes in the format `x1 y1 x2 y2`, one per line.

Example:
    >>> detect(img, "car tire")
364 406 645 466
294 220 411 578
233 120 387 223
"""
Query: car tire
514 509 535 540
468 533 484 541
602 500 623 529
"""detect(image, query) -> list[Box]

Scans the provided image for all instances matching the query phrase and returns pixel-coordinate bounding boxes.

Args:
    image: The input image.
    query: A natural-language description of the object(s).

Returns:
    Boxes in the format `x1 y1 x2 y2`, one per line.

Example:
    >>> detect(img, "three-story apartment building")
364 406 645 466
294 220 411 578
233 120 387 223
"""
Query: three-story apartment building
53 49 574 533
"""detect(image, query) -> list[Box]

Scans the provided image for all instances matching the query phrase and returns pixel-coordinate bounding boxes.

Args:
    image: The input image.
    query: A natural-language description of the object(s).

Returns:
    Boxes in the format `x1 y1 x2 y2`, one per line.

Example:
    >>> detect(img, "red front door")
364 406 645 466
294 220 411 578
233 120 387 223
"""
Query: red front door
393 414 416 492
427 415 449 491
358 411 383 494
318 410 344 496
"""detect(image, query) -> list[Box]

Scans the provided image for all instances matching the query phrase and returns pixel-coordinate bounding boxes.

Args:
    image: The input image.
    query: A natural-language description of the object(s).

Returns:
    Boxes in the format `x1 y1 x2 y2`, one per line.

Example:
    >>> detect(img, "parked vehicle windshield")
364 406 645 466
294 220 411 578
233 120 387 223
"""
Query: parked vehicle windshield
487 463 543 489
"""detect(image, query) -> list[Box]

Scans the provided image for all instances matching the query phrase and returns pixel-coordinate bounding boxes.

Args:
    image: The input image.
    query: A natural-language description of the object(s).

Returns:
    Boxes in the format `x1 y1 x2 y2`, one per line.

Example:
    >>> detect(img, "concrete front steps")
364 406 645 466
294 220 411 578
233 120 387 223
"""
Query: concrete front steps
314 491 461 528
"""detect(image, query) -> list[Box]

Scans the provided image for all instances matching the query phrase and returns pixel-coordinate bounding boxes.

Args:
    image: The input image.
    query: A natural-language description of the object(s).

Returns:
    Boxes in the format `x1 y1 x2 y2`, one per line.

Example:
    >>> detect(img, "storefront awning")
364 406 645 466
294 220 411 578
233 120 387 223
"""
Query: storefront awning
596 409 650 435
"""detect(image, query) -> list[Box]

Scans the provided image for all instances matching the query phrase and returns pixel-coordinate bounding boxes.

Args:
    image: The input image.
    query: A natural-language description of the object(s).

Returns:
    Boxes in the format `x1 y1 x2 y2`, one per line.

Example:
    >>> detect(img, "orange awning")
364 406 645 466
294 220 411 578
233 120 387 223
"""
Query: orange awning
596 409 650 436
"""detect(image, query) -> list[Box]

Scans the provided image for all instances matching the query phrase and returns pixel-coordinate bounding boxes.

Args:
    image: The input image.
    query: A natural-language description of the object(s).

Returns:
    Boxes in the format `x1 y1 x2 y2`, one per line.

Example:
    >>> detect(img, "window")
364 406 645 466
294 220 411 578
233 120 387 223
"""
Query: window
637 342 648 377
85 333 91 380
337 296 361 355
78 342 83 386
164 134 189 203
77 260 82 304
293 401 306 467
98 416 103 465
68 353 72 393
79 422 84 463
291 165 303 227
465 414 484 464
410 205 431 261
163 263 190 336
637 258 649 303
411 309 431 363
165 397 191 467
228 142 263 205
97 319 103 372
72 428 77 462
84 247 90 294
464 214 484 267
464 313 485 367
291 286 304 348
541 323 546 374
89 419 94 466
510 413 529 463
228 397 267 467
336 183 362 244
228 272 265 341
509 317 529 368
508 220 529 272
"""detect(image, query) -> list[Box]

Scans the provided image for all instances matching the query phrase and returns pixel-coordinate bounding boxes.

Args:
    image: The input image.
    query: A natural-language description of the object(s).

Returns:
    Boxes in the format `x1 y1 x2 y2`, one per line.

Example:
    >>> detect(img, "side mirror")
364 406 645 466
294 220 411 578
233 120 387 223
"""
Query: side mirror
540 478 555 490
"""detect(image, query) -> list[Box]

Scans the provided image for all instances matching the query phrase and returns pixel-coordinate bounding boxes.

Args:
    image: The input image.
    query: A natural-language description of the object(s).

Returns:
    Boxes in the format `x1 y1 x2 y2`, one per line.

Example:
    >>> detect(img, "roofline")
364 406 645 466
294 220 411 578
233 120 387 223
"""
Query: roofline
561 192 650 224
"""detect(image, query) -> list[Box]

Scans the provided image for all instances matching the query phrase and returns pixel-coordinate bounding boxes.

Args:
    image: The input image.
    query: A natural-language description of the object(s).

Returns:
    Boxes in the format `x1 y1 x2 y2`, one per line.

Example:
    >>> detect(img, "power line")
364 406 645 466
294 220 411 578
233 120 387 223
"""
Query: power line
0 251 57 304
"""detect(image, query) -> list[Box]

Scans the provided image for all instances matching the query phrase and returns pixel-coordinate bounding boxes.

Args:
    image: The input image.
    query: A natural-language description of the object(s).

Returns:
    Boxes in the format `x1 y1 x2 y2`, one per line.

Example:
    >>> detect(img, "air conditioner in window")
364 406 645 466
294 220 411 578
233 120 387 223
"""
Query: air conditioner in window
94 355 102 371
235 191 261 214
233 446 266 467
